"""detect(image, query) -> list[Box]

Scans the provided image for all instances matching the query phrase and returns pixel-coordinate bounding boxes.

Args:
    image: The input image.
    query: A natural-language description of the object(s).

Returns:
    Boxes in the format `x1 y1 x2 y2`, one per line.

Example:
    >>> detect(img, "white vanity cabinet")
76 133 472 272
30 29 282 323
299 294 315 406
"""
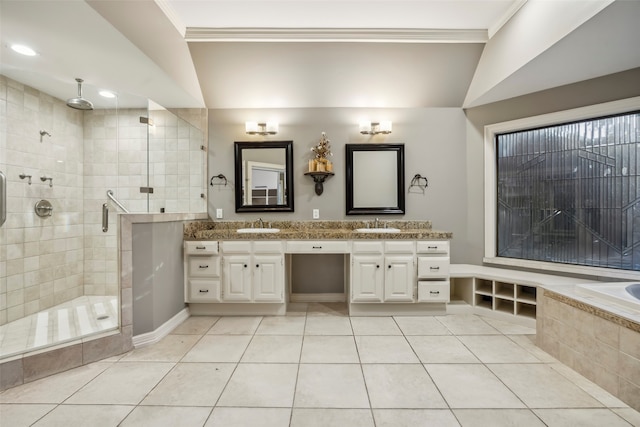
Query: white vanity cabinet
416 241 450 302
220 241 284 303
351 241 415 303
184 241 222 303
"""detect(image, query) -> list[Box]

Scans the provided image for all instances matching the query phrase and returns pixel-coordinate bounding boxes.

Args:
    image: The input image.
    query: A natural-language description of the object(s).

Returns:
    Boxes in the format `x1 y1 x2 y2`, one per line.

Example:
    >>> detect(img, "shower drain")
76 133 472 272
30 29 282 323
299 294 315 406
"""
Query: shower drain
96 315 110 320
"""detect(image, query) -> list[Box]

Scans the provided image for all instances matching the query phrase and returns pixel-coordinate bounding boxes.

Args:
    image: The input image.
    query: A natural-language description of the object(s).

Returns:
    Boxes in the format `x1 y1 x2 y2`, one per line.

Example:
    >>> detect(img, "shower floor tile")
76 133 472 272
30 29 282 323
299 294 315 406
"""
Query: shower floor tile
0 296 118 359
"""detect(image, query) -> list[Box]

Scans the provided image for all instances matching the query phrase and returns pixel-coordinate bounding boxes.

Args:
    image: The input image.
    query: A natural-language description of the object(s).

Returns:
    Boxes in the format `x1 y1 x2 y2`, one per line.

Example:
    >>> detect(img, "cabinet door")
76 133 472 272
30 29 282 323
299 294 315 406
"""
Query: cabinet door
253 255 284 302
384 255 415 302
222 255 252 301
351 255 384 302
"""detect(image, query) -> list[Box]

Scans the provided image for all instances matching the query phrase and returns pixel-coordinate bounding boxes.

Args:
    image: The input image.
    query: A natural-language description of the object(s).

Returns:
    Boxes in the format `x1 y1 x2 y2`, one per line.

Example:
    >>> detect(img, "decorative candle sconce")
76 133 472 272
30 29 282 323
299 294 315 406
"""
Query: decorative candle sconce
305 132 334 195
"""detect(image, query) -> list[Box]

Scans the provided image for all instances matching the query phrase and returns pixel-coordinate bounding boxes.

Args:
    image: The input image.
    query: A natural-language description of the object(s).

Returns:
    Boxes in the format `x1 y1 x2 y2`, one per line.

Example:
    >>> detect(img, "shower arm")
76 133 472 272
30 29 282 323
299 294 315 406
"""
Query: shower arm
106 190 130 213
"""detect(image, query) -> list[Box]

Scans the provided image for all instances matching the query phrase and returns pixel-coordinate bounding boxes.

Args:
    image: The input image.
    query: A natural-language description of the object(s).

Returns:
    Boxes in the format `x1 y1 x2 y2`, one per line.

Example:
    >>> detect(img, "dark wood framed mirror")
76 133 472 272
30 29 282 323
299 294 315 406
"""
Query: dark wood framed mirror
234 140 294 213
346 143 405 215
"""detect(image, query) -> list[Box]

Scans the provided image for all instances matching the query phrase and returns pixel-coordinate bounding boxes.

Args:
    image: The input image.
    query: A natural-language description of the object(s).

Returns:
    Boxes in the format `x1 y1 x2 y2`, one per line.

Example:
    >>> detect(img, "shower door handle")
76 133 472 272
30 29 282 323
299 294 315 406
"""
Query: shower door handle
0 170 6 227
102 203 109 232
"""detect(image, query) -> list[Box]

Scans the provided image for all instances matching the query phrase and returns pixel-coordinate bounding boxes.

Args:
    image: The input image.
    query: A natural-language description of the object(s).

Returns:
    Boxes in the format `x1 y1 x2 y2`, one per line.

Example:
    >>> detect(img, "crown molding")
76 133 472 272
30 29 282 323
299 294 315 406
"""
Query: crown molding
184 27 488 43
154 0 186 37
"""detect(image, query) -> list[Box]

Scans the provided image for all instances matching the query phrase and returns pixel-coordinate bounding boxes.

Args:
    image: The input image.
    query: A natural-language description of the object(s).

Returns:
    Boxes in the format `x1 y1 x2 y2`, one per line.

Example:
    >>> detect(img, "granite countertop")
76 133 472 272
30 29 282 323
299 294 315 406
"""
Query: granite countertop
184 220 452 241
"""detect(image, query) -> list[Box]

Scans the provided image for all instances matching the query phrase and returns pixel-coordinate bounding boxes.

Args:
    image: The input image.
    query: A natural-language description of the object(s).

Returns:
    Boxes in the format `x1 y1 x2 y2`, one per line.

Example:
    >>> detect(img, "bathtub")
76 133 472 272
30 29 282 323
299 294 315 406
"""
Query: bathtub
575 282 640 312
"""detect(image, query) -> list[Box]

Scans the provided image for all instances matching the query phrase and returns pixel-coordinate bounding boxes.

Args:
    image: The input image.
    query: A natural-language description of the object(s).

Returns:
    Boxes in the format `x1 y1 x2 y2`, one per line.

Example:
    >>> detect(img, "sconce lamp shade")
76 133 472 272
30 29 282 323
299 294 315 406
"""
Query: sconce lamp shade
359 120 393 135
378 121 392 134
246 121 279 135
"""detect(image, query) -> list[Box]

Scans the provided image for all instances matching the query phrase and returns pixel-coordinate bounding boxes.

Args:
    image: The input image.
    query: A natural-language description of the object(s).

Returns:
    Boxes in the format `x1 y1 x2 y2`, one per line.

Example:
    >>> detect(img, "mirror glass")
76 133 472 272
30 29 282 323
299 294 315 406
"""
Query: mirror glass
234 141 294 212
346 144 405 215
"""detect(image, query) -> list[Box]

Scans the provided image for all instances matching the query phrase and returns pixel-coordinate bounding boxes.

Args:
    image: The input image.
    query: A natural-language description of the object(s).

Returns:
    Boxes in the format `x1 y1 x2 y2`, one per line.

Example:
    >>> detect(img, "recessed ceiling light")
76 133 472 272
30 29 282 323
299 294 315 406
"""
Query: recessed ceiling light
11 44 37 56
99 90 116 98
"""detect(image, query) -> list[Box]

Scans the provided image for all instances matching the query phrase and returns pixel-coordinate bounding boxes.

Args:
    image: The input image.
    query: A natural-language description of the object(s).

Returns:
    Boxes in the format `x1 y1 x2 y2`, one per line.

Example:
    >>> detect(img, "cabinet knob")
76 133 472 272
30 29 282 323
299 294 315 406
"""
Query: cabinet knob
376 265 380 269
199 289 209 293
196 246 206 250
388 265 392 269
199 265 209 269
430 266 440 271
430 290 440 295
256 264 259 268
244 264 248 268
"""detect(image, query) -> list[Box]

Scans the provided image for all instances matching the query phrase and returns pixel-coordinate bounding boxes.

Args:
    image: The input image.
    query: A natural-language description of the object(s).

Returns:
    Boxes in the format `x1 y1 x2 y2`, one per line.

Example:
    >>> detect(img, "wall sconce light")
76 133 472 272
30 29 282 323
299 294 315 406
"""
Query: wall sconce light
245 121 279 135
359 121 392 135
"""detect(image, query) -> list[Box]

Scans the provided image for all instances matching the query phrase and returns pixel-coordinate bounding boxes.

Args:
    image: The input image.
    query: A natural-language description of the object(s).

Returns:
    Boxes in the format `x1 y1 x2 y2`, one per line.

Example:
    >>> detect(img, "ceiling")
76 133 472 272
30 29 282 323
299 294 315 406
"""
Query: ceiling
1 0 639 110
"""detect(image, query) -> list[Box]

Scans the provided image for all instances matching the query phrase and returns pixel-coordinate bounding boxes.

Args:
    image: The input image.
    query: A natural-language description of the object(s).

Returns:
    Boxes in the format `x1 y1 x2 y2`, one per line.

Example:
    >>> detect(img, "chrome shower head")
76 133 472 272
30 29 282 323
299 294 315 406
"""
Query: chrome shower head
67 78 94 110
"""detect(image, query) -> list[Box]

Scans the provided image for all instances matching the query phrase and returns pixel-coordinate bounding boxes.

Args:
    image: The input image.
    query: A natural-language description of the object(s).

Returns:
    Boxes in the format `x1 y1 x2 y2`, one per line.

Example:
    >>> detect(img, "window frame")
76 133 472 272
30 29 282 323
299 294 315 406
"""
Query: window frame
484 96 640 280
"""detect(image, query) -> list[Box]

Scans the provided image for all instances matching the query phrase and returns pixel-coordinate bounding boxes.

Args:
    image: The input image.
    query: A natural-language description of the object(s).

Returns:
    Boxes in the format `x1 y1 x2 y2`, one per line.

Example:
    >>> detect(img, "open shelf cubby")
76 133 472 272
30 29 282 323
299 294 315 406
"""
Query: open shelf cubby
475 293 493 310
475 278 493 295
495 297 515 315
516 285 537 303
450 275 539 324
516 302 537 319
494 281 515 299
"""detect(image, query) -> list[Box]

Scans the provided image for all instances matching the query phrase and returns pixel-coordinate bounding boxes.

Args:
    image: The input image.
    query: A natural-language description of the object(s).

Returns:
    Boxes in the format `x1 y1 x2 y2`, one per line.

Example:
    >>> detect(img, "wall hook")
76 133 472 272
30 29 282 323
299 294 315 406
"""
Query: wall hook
39 130 51 142
210 174 227 186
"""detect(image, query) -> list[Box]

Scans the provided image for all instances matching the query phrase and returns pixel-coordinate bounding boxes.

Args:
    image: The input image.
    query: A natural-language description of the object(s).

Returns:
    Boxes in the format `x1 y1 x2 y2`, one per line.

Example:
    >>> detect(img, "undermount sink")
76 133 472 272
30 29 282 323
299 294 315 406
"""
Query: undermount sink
355 228 401 233
237 228 280 233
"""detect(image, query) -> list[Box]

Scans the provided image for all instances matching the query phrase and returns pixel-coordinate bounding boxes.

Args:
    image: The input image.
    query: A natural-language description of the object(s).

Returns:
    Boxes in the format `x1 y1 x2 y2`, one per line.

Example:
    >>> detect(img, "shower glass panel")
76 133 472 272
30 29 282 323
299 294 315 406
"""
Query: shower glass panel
0 78 206 360
146 102 206 213
0 77 120 359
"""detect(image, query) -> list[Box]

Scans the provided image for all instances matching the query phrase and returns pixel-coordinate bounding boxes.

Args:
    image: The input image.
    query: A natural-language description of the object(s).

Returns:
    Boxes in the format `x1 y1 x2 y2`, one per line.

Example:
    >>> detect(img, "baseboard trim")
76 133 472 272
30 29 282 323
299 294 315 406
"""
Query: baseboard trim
132 307 190 348
290 293 346 303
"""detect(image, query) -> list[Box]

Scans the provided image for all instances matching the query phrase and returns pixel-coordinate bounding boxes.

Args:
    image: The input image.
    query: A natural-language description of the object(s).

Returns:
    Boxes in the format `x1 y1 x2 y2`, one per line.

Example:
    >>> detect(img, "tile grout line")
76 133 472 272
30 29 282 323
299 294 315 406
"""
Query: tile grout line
289 308 309 426
349 316 378 426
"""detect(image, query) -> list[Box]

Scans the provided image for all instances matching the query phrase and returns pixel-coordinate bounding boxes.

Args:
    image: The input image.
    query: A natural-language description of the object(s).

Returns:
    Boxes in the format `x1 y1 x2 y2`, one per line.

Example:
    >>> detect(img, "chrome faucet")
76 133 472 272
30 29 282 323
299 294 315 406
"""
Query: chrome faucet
374 218 380 228
257 218 264 228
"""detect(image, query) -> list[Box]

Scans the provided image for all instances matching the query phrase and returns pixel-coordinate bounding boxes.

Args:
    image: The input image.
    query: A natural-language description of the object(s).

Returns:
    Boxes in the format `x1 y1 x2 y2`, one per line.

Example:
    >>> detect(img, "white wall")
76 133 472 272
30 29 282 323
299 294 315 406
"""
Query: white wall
207 107 471 262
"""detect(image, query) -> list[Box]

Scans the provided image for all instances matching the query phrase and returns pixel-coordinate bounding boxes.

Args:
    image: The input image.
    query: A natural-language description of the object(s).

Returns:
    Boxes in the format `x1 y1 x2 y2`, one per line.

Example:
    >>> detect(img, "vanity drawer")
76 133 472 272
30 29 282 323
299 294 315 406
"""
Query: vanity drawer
385 241 415 253
185 241 218 255
417 281 450 302
188 279 221 302
253 241 283 254
416 241 449 255
188 256 221 277
417 257 450 278
286 241 350 253
221 241 252 253
352 241 383 254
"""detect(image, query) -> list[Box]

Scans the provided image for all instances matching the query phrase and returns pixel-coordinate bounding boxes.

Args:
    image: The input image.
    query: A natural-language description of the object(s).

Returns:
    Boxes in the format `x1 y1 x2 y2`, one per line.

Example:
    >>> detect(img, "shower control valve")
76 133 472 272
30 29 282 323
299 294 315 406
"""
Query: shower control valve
40 176 53 187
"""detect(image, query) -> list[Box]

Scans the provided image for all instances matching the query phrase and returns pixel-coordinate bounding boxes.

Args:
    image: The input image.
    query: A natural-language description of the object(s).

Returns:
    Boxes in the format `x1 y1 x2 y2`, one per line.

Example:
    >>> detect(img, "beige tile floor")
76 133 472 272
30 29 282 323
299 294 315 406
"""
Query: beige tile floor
1 303 639 427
